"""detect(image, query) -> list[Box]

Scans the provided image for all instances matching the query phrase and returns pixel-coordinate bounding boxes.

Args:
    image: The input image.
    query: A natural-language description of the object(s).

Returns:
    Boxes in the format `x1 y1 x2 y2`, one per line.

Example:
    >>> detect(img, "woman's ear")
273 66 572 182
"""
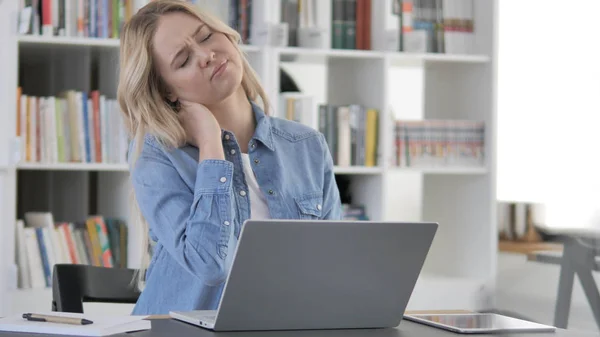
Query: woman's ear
167 97 180 112
166 89 177 104
165 89 181 111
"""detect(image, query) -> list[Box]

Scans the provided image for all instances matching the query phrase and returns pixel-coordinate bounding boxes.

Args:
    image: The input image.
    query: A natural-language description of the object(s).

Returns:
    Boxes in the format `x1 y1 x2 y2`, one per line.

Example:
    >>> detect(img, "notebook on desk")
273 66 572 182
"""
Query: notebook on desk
0 312 151 336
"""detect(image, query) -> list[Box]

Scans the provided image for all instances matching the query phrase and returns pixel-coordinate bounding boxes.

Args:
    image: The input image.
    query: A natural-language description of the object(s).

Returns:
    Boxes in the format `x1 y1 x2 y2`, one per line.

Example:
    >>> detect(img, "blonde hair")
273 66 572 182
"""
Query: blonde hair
117 0 270 290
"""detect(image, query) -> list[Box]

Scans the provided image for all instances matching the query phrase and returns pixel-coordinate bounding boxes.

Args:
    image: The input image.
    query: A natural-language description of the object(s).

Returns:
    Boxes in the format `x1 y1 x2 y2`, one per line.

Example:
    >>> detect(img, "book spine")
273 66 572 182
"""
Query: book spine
363 0 371 50
60 223 79 264
331 0 344 48
355 0 364 49
86 218 102 266
327 105 337 164
41 0 52 36
24 228 46 288
343 0 356 49
95 217 114 267
34 228 51 286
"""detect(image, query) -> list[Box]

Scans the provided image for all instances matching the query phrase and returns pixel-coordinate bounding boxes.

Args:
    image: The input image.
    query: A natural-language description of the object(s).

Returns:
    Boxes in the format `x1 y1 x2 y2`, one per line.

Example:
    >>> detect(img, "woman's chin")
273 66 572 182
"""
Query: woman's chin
195 87 240 107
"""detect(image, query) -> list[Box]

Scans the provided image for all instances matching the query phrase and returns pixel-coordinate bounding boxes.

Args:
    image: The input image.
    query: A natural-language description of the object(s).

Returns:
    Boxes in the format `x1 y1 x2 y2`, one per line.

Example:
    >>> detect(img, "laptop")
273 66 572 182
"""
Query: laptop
169 219 438 331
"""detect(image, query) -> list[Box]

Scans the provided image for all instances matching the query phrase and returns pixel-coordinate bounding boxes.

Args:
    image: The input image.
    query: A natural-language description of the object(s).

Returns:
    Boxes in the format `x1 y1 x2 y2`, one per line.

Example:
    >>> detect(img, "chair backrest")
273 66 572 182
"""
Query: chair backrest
51 264 141 313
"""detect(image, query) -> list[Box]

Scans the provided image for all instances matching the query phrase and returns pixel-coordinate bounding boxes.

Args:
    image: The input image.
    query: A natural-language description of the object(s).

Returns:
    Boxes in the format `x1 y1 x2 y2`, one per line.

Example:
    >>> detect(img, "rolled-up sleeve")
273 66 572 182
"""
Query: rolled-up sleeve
131 142 235 286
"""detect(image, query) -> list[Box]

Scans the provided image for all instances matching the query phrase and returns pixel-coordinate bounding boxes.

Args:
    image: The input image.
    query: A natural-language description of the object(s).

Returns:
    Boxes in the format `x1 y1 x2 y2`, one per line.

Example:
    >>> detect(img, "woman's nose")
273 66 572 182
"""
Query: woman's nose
194 46 215 68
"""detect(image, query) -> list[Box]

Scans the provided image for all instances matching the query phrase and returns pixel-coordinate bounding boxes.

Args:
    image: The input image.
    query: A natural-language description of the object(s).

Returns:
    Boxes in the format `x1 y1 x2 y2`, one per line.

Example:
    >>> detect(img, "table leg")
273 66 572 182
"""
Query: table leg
554 237 600 331
571 238 600 331
554 249 575 329
577 267 600 330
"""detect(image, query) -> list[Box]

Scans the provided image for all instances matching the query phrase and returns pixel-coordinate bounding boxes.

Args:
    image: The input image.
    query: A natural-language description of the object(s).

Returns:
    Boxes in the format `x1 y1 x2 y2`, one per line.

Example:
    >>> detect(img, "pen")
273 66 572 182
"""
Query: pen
22 313 94 325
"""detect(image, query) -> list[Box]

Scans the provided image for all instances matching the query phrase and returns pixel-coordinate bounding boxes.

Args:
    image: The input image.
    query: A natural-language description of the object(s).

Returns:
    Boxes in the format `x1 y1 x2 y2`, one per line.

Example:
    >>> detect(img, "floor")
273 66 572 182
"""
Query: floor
495 252 599 333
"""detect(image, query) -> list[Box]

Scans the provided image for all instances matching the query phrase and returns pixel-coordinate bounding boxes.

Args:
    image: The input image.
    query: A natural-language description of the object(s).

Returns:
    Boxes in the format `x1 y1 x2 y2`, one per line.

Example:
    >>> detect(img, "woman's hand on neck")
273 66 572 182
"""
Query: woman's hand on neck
205 86 255 153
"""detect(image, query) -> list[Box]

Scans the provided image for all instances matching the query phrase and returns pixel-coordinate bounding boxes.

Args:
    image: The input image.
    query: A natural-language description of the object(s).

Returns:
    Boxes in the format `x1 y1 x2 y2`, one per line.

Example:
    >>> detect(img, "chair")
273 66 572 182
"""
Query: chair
51 264 141 313
526 203 600 331
528 235 600 330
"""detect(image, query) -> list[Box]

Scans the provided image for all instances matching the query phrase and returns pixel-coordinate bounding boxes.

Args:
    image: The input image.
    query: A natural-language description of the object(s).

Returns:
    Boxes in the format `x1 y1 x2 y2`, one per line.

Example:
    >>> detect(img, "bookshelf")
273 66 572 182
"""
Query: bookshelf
16 163 130 172
0 0 498 315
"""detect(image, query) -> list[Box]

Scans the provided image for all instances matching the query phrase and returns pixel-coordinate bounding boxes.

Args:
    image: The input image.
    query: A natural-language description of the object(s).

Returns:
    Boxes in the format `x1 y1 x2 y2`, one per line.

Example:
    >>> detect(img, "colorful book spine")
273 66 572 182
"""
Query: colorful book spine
94 217 114 268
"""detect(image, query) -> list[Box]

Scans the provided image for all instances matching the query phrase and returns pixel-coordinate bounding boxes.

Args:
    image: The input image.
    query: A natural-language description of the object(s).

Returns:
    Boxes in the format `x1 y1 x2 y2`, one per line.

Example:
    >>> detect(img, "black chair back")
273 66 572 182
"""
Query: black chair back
51 264 141 313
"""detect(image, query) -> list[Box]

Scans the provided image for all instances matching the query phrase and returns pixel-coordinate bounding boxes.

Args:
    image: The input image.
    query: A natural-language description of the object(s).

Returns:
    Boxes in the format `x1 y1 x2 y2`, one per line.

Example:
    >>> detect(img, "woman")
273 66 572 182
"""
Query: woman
117 0 342 315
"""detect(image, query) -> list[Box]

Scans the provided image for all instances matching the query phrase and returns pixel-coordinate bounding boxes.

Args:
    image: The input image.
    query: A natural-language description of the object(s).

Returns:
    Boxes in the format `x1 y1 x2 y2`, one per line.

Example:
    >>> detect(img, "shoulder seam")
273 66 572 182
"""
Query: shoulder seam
271 123 320 142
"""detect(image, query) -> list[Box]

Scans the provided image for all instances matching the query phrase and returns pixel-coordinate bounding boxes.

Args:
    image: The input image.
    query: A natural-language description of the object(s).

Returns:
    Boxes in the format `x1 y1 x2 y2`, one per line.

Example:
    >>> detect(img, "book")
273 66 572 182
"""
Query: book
0 312 151 337
15 89 129 165
316 103 379 167
15 214 128 290
394 119 485 168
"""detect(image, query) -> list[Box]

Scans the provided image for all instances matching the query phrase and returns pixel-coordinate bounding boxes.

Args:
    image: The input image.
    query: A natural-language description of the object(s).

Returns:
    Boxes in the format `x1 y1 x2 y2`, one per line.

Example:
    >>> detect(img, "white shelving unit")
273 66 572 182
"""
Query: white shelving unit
0 0 498 316
16 163 130 172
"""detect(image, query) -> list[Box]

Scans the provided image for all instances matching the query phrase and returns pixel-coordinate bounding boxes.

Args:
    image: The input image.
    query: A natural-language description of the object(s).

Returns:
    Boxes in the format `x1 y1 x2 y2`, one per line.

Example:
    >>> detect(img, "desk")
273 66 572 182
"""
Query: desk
499 240 563 255
0 318 596 337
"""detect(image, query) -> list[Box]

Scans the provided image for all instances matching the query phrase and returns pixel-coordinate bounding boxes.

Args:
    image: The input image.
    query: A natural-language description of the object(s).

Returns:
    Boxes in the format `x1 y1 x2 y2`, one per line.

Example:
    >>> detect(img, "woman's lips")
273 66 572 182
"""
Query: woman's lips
211 60 228 80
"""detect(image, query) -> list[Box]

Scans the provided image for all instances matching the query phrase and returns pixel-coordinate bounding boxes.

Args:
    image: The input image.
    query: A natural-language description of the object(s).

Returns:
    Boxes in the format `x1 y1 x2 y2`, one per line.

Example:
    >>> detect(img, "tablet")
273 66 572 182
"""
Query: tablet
404 313 556 334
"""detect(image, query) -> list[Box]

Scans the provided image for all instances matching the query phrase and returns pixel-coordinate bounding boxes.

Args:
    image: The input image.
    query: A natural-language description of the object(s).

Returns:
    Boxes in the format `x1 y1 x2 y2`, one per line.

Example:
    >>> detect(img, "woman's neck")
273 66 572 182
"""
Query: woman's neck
206 87 255 153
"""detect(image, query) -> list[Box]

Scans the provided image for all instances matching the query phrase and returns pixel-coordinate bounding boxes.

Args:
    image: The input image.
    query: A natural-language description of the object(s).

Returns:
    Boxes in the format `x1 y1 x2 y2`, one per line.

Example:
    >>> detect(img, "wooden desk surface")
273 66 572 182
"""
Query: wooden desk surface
499 240 563 255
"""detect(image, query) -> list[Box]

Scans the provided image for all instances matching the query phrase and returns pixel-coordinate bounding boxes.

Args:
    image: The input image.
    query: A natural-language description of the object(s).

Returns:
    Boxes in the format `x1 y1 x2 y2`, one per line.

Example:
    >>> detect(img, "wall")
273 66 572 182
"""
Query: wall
496 0 600 210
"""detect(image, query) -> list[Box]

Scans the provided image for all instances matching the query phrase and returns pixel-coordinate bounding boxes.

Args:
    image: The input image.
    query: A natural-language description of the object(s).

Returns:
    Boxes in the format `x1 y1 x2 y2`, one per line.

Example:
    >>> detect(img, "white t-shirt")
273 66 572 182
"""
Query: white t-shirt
241 153 271 219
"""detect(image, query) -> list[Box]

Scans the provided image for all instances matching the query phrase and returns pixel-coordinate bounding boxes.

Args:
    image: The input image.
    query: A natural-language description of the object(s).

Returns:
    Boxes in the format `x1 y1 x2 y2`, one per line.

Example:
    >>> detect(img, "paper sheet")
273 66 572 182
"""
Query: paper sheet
0 312 151 337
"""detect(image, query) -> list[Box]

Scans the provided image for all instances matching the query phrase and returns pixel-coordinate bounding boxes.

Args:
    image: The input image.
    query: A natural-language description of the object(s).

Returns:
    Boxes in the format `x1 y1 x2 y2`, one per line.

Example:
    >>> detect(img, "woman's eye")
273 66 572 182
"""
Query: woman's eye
180 55 189 67
201 33 212 42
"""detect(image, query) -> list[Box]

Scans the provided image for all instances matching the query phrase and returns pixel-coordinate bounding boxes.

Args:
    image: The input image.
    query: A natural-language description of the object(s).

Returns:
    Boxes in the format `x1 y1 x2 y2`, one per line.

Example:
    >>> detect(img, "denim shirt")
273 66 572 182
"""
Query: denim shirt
129 102 343 315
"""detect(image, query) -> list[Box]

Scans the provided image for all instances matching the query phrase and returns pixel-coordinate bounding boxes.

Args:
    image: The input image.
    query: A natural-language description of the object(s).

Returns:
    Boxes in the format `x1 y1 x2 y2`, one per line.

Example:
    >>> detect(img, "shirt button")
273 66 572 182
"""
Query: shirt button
224 221 230 226
224 134 230 140
251 143 256 148
317 204 322 210
239 190 246 197
254 159 259 164
230 149 236 155
220 177 227 183
268 189 274 195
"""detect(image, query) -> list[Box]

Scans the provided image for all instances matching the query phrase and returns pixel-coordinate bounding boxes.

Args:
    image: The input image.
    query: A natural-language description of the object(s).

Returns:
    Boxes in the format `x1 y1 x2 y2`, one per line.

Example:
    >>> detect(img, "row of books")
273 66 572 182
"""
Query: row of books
17 0 254 46
16 0 474 55
15 212 128 289
228 0 253 44
280 0 371 50
15 88 129 165
319 104 379 167
331 0 371 50
393 119 485 168
289 0 475 53
397 0 475 54
278 95 380 168
342 204 369 221
16 0 203 38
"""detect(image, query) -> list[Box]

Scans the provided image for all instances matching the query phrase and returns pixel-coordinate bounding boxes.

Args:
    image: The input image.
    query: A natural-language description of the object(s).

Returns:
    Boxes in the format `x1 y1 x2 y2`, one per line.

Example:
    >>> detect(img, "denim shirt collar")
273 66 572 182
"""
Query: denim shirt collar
250 101 275 151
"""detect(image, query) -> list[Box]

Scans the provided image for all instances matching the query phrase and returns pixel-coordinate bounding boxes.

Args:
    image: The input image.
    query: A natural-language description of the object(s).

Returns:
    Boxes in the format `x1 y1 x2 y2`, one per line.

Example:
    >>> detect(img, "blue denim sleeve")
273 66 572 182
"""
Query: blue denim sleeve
131 142 235 286
319 133 343 220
